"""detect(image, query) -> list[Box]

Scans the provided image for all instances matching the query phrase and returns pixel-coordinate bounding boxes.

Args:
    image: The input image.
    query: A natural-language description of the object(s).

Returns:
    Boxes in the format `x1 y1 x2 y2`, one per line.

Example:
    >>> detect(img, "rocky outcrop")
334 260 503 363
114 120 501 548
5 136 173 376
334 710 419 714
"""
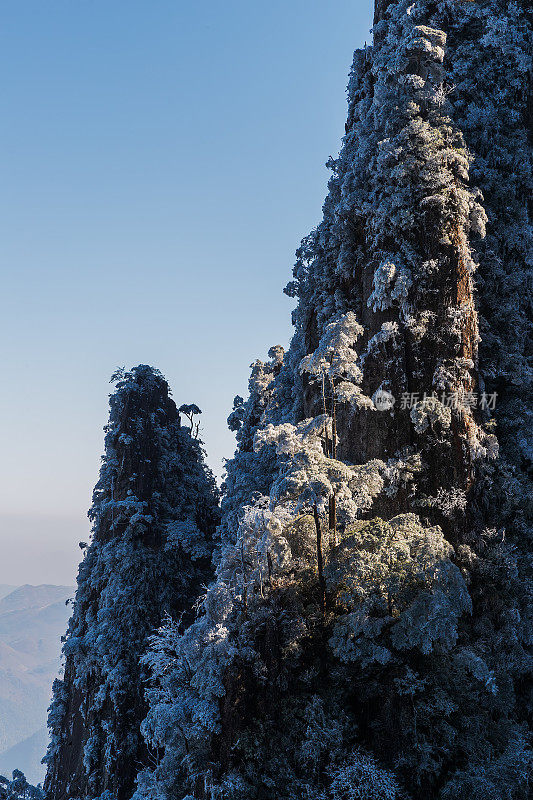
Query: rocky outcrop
44 367 219 800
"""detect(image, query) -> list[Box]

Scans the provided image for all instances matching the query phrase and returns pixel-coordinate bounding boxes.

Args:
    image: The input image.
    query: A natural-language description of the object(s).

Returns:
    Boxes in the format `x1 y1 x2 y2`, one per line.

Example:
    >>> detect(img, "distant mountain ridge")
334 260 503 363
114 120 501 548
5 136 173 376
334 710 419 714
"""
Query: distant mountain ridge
0 728 48 782
0 584 72 784
0 585 72 613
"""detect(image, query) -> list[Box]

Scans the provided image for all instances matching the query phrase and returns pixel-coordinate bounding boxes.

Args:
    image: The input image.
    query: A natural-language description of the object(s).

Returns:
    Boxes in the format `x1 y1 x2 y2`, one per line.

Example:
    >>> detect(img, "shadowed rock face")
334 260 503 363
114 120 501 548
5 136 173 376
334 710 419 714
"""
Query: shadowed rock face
44 367 219 800
374 0 394 25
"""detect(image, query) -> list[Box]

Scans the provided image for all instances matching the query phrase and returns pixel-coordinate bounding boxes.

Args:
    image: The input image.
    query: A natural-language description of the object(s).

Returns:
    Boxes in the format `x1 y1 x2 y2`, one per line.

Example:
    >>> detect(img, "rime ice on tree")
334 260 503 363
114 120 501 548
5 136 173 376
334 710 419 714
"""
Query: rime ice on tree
137 3 532 798
44 366 219 800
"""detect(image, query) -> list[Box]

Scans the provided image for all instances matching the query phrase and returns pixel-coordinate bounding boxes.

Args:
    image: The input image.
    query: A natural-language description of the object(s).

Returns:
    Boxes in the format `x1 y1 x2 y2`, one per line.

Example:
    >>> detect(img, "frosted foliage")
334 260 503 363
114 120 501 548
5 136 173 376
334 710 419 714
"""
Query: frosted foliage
300 312 364 384
165 519 211 560
367 259 412 316
136 614 241 798
439 734 533 800
410 398 451 435
44 366 219 800
254 418 399 524
220 346 289 547
255 418 331 460
336 381 375 411
0 772 43 800
328 515 472 662
298 312 382 413
454 649 497 695
329 751 402 800
361 322 399 362
416 486 470 519
216 502 293 594
389 558 471 654
382 450 422 499
133 3 533 800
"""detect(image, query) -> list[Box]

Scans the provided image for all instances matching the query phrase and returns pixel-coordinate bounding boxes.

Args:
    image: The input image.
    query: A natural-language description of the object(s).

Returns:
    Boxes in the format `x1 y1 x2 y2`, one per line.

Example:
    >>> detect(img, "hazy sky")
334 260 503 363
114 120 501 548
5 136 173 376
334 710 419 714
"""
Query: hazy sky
0 0 374 586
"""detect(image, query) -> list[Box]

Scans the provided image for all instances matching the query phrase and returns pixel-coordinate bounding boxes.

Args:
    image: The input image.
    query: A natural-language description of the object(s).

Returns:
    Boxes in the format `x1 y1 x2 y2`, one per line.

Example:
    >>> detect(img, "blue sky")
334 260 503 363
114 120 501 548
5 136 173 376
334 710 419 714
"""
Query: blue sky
0 0 374 584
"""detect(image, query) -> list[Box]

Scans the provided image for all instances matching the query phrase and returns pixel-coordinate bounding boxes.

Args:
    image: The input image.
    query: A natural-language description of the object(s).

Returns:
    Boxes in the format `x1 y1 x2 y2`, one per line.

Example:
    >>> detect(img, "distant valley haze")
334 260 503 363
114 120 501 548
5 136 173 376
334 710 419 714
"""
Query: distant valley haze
0 584 72 784
0 514 85 587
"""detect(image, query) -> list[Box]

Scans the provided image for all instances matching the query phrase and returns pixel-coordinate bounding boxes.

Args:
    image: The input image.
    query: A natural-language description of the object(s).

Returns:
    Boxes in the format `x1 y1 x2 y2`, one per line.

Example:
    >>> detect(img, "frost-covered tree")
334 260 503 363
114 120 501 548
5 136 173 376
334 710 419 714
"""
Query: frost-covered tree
43 366 219 800
137 2 532 799
0 772 43 800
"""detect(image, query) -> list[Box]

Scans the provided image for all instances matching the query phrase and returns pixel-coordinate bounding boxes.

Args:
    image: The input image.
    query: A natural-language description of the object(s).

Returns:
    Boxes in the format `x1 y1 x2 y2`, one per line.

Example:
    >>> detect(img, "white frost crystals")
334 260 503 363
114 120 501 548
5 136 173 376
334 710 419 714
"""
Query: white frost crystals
406 25 447 66
367 258 413 317
299 312 379 414
410 397 452 435
327 514 472 664
299 312 364 385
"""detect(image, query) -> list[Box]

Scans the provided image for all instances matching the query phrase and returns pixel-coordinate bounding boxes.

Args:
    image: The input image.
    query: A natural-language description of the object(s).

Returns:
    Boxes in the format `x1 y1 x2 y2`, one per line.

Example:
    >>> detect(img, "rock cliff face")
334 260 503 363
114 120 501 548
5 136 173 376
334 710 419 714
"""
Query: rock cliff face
46 4 532 800
135 3 532 800
43 367 219 800
290 9 494 513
